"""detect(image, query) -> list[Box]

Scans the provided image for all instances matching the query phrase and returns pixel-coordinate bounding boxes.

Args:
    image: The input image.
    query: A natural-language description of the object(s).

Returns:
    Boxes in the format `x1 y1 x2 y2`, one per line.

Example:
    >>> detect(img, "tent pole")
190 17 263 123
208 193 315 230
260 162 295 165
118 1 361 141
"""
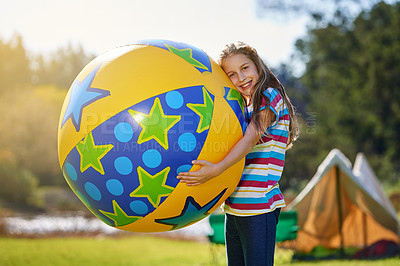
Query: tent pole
335 166 345 258
362 212 367 248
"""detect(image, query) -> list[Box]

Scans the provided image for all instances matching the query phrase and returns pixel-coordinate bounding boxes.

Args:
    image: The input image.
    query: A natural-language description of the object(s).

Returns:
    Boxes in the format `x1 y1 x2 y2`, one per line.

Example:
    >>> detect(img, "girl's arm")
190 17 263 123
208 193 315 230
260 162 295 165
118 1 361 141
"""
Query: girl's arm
177 108 275 186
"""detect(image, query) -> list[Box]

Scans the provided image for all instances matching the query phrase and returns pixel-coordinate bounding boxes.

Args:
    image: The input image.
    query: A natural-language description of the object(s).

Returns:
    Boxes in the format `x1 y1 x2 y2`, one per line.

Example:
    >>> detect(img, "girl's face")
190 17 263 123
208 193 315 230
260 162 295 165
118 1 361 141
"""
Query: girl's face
221 53 260 98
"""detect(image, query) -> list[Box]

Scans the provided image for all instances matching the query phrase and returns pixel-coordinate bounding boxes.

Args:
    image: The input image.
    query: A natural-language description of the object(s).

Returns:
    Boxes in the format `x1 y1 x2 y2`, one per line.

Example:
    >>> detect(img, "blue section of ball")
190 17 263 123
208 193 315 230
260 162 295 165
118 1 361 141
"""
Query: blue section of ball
85 182 102 201
63 85 214 222
114 122 134 142
178 132 197 152
142 149 162 168
65 163 77 181
106 179 124 196
176 164 192 175
114 156 133 175
130 200 149 215
165 91 184 109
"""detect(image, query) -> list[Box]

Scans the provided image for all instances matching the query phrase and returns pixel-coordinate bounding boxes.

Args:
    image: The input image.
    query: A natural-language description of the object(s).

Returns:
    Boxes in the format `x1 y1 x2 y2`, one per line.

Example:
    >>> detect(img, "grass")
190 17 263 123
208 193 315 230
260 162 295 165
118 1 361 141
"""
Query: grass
0 235 218 266
0 236 399 266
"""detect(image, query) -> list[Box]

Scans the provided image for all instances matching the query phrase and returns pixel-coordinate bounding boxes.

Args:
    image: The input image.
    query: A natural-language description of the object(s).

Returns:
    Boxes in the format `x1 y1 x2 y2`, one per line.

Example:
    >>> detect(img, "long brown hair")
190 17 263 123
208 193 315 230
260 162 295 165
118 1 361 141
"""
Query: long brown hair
218 42 299 148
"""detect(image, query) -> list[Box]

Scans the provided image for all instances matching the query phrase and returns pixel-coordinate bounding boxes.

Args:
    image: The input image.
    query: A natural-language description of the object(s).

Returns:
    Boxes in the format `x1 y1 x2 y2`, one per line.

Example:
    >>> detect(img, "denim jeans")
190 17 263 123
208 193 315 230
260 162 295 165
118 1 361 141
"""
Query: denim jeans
225 208 281 266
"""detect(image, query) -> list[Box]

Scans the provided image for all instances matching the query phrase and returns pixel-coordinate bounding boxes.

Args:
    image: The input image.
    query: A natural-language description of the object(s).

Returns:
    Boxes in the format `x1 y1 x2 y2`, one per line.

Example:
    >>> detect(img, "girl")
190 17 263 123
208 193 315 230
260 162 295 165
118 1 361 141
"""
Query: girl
178 42 298 266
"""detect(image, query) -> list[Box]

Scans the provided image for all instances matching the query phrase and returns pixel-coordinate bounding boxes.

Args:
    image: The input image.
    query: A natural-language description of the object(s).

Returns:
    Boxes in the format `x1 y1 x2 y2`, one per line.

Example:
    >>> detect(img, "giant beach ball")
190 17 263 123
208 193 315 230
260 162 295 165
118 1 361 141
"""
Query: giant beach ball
58 40 246 232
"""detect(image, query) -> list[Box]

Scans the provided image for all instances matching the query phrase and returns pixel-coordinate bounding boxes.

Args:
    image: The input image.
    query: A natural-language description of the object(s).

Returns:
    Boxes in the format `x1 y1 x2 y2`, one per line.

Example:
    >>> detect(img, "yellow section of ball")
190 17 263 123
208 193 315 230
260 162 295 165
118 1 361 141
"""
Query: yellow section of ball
58 44 232 167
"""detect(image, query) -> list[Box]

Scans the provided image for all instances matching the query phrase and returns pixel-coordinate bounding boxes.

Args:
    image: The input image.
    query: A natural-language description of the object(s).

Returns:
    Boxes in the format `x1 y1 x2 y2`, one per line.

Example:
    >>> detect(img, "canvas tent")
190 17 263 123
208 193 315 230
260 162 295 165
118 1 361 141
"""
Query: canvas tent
288 149 400 252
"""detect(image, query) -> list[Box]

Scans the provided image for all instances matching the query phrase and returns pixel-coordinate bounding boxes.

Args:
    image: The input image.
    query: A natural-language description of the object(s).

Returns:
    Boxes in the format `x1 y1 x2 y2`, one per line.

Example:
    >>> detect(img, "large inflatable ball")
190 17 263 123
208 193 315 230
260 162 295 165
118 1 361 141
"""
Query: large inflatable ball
58 40 246 232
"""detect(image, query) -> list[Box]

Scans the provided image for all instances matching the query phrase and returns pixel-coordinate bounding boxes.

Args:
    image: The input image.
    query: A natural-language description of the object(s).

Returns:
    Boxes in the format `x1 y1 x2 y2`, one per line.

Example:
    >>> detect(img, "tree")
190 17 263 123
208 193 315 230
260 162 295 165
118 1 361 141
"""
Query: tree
33 43 95 89
0 164 39 205
0 34 31 90
256 0 399 25
0 85 67 186
0 34 96 187
295 2 400 183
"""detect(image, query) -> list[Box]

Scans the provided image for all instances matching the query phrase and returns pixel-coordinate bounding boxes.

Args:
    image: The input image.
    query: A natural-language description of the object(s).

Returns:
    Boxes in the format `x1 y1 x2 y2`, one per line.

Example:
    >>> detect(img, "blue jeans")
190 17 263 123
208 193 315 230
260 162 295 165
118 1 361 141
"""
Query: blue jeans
225 208 281 266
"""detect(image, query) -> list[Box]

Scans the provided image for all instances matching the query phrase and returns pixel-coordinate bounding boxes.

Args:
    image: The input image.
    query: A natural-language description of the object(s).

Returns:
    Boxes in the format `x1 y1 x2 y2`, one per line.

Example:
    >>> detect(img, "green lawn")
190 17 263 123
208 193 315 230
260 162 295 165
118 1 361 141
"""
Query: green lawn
0 236 398 266
0 236 218 266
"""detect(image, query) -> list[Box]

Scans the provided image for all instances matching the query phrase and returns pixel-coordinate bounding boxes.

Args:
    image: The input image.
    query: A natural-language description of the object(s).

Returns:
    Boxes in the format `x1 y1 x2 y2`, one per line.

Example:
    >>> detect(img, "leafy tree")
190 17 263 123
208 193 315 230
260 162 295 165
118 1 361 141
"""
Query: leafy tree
0 35 95 187
0 34 31 90
295 2 400 183
0 85 67 186
256 0 399 25
0 164 39 205
33 43 95 89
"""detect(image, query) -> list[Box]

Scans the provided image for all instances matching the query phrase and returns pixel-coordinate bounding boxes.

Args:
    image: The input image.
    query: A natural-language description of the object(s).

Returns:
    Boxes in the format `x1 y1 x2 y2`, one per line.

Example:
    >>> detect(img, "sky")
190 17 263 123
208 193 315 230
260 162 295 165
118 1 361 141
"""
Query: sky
0 0 308 67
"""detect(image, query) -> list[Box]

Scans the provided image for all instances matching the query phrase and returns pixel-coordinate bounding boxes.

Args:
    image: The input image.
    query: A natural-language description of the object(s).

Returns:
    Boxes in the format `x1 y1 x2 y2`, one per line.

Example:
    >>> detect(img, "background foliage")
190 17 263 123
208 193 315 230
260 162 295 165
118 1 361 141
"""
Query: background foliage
282 1 400 189
0 38 94 204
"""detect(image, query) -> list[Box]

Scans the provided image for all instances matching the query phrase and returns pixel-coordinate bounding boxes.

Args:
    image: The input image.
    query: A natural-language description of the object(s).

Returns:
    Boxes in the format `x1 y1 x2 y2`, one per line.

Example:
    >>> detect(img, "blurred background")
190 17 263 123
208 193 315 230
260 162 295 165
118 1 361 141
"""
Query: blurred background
0 0 399 249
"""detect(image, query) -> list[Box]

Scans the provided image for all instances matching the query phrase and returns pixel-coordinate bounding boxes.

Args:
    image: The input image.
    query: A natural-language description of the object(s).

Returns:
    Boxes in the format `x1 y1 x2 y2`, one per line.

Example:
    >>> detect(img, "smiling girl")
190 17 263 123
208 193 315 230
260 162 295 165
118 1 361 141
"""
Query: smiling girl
178 42 298 265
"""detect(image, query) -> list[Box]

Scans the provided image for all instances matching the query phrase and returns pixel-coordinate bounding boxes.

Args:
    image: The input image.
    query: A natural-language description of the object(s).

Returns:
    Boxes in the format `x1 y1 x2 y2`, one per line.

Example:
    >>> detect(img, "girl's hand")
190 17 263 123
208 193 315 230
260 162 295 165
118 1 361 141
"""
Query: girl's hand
177 160 223 186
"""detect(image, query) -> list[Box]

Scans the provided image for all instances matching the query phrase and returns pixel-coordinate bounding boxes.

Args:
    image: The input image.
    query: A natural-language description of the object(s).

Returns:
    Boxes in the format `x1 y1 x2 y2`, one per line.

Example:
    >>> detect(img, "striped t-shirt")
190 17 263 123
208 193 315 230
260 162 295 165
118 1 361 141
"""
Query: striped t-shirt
224 87 289 216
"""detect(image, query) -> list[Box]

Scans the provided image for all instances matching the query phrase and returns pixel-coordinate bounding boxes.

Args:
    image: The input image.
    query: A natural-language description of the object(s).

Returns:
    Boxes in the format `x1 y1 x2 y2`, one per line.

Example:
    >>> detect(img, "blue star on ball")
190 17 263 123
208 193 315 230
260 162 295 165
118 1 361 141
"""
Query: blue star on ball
155 188 227 230
61 64 110 131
